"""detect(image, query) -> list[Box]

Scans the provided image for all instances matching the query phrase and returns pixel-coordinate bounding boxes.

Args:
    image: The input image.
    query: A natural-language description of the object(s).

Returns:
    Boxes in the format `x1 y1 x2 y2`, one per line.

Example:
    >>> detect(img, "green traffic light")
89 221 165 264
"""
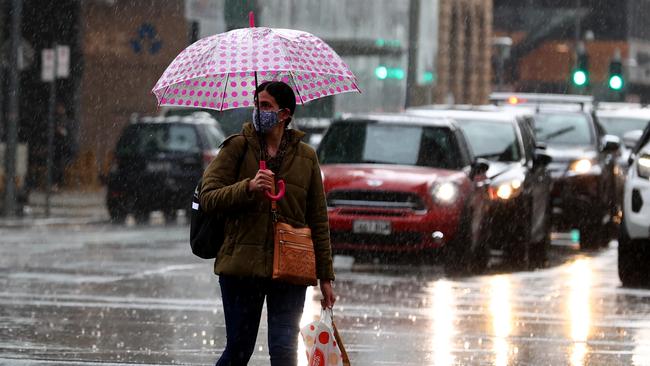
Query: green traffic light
609 75 624 90
375 66 388 80
572 70 588 86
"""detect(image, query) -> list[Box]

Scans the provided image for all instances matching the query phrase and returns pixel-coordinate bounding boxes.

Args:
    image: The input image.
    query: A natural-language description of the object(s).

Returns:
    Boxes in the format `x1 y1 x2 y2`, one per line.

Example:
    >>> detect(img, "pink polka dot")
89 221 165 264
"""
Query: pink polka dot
201 101 207 107
173 89 179 94
194 101 199 106
343 85 350 91
189 90 195 96
243 100 250 107
301 96 307 102
209 82 214 87
231 91 238 97
336 87 342 92
295 96 301 103
282 76 290 83
329 88 335 94
310 83 315 88
216 82 222 87
308 93 314 99
240 72 247 77
338 76 344 81
197 91 203 96
205 91 211 97
201 81 207 87
177 99 184 105
241 81 248 87
181 89 187 95
230 81 237 88
161 98 167 104
170 98 176 104
242 90 248 96
193 81 199 86
223 103 229 108
211 102 217 108
233 101 239 107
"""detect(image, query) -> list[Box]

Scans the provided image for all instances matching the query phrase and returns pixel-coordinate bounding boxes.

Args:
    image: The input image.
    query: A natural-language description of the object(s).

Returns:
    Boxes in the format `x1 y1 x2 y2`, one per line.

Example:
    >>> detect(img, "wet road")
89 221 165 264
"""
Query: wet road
1 223 649 365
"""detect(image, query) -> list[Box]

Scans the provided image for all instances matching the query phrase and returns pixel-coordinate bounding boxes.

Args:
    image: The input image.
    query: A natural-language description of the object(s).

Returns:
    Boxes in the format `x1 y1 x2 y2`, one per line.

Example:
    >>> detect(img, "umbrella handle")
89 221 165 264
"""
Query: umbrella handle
249 11 255 28
259 161 285 201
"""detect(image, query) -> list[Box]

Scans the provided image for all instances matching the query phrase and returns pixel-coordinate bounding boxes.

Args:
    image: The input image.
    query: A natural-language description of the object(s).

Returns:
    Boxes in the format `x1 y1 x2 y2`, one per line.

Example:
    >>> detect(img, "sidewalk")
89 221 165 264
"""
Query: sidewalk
0 188 109 228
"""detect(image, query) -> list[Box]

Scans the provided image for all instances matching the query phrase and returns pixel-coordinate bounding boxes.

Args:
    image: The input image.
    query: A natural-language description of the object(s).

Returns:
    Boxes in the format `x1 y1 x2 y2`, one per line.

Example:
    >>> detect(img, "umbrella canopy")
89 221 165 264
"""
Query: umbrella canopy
152 27 361 111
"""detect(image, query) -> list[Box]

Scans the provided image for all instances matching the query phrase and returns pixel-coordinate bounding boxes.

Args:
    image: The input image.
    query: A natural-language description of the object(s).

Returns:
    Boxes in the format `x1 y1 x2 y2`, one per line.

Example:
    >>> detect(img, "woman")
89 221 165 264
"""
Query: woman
200 81 336 366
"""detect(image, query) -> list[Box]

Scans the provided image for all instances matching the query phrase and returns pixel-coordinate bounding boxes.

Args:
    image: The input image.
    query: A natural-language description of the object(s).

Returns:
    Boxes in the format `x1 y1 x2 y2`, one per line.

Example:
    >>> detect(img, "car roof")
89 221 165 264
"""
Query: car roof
489 92 593 113
133 112 218 125
335 113 457 128
407 107 518 124
595 106 650 119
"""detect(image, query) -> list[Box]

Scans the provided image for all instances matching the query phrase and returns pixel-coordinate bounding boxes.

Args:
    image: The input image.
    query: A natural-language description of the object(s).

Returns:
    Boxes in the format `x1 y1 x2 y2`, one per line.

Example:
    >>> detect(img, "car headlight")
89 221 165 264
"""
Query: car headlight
569 159 592 174
489 179 522 200
638 154 650 179
431 182 458 204
568 158 601 175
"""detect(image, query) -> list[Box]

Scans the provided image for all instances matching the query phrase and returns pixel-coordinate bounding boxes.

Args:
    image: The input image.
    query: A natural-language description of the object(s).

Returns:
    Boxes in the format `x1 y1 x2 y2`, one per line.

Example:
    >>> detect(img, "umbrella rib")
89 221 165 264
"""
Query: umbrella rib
288 71 305 105
220 73 229 112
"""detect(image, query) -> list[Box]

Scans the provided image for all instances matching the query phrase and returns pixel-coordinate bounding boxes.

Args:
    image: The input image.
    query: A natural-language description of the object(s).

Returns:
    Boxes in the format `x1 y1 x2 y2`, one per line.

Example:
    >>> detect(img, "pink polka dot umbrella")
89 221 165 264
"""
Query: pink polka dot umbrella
152 13 361 111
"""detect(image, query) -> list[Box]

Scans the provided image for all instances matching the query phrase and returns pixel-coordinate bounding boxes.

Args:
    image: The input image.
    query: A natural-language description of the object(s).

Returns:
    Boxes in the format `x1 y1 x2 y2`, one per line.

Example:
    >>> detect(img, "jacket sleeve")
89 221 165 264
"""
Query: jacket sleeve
200 136 255 212
306 152 335 281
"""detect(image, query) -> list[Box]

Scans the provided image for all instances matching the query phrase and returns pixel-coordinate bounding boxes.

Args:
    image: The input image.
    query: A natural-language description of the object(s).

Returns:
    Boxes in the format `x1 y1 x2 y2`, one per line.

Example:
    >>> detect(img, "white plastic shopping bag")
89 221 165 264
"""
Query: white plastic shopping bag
300 308 344 366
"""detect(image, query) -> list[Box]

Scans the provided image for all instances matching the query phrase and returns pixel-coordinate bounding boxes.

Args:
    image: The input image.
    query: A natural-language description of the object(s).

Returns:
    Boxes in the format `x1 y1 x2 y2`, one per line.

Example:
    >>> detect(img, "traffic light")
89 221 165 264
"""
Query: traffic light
374 66 405 80
572 51 589 87
608 58 624 91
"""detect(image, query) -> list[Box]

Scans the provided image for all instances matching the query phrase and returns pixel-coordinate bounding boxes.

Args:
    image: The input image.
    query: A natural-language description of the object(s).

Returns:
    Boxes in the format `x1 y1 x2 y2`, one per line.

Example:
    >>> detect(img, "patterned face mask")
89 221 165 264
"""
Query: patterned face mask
252 108 280 134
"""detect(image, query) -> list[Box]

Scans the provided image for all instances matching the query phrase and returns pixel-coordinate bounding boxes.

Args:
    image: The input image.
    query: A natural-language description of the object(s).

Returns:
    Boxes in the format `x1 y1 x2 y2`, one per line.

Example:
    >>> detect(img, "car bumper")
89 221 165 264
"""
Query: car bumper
484 198 526 248
549 173 601 230
624 174 650 240
327 206 462 253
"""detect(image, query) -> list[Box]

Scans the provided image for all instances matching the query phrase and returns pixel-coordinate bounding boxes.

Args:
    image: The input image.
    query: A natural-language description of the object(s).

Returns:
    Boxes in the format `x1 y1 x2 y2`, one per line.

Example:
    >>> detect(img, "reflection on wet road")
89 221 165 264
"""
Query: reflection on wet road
1 224 649 365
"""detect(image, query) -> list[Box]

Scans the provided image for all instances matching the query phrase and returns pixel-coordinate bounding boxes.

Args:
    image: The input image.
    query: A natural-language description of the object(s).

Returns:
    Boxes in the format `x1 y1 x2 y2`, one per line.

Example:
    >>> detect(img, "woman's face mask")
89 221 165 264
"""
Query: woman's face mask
253 108 281 134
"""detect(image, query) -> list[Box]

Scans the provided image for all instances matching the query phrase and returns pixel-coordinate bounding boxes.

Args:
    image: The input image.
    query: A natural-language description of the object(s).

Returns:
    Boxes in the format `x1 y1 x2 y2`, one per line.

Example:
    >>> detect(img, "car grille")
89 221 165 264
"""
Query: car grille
330 231 423 246
327 190 426 211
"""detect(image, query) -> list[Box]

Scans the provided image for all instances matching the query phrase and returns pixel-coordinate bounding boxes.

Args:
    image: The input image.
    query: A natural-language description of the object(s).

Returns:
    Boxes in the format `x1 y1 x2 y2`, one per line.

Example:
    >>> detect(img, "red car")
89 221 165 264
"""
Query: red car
317 114 491 273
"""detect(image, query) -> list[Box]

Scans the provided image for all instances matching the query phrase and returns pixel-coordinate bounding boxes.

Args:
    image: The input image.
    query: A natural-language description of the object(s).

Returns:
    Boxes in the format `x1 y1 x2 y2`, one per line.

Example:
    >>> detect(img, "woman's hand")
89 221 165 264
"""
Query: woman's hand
319 280 336 309
248 169 275 193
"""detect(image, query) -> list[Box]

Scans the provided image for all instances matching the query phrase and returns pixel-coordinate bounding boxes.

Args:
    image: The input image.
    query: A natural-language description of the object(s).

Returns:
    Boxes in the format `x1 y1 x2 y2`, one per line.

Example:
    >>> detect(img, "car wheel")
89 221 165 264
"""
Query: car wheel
618 218 648 287
444 210 488 275
134 210 150 225
503 207 531 269
163 209 178 223
529 205 551 268
108 207 127 224
580 222 608 250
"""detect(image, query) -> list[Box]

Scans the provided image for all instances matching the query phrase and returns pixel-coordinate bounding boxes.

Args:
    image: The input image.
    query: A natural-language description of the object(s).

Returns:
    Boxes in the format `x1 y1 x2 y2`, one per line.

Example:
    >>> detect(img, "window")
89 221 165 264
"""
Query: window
458 119 522 162
318 122 462 170
533 113 594 146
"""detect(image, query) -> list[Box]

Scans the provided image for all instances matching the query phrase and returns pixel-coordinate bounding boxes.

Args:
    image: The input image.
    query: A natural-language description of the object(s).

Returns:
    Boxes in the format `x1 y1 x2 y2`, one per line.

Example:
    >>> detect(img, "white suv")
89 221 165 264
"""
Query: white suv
619 122 650 286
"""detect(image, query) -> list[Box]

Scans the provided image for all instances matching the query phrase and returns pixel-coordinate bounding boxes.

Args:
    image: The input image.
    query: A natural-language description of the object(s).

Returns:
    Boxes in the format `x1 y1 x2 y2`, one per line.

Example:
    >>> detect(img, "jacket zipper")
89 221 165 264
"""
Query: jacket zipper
279 240 313 251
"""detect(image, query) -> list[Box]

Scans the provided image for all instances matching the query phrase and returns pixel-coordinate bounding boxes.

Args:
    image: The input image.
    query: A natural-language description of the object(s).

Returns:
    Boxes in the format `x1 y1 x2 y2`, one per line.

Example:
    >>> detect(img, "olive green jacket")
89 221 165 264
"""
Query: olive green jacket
200 122 335 281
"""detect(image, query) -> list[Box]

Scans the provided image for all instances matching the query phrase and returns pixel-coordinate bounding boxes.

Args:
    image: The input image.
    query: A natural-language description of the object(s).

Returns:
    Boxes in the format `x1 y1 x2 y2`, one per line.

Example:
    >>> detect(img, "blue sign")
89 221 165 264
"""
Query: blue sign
130 23 162 55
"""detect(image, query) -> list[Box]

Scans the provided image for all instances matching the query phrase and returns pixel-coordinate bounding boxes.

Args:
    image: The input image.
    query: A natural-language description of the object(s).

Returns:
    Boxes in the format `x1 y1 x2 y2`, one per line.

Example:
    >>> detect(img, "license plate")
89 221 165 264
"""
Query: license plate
146 161 172 172
353 220 392 235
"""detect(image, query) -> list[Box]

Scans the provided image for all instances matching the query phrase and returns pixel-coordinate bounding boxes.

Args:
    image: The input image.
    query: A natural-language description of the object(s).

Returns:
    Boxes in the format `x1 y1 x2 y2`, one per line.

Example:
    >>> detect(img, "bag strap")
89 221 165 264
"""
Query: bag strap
270 180 278 222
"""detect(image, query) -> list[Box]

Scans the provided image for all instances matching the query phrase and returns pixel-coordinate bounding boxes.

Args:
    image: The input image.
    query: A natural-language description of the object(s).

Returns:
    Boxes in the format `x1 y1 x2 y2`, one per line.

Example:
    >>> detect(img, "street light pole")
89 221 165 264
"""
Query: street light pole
3 0 22 217
405 0 420 108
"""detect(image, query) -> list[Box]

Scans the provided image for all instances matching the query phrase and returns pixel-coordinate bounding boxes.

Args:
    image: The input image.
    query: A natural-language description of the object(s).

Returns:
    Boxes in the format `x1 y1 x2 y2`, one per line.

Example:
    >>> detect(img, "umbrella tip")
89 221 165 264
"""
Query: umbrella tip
249 11 255 28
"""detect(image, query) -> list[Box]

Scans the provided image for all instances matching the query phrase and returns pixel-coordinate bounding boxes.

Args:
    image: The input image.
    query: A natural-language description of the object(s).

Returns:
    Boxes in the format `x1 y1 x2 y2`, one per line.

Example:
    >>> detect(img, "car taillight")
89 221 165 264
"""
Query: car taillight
202 149 220 168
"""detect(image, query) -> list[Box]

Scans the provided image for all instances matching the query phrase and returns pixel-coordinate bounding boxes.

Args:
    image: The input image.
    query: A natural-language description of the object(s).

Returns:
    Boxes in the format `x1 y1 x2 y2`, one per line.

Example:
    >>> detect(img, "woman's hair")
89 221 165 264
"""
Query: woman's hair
255 81 296 124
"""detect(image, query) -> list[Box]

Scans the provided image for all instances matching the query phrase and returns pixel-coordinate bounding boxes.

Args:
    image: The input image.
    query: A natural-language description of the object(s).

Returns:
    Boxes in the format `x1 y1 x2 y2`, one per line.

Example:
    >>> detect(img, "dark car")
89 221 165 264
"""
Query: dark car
318 113 491 274
491 93 622 249
106 113 225 223
409 108 553 267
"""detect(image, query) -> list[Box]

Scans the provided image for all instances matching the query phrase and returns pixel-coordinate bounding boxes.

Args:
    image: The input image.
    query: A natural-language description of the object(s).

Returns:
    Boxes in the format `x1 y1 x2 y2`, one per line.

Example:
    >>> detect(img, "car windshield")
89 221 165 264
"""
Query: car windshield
598 116 650 139
318 122 462 169
458 119 521 162
534 113 593 145
116 124 200 155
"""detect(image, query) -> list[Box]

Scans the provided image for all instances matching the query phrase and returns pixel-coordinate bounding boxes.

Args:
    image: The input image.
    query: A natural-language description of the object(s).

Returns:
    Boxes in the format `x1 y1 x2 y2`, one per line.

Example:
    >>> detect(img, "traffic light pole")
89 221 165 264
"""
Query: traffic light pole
3 0 22 217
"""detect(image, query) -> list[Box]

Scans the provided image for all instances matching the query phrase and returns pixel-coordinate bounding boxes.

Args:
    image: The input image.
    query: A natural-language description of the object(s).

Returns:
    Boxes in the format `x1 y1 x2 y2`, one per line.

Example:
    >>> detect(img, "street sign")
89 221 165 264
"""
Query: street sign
41 49 55 82
56 45 70 78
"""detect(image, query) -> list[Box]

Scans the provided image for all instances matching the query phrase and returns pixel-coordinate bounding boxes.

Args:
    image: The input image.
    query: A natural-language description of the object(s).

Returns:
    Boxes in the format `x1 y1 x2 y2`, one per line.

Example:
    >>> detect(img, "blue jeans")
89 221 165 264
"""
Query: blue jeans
216 275 307 366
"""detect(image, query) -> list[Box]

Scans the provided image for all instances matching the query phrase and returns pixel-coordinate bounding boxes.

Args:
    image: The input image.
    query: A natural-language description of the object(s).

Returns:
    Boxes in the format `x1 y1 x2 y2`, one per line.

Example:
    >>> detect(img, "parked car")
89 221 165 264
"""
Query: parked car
595 103 650 171
618 121 650 287
317 113 491 274
408 108 552 267
105 112 225 223
491 93 622 249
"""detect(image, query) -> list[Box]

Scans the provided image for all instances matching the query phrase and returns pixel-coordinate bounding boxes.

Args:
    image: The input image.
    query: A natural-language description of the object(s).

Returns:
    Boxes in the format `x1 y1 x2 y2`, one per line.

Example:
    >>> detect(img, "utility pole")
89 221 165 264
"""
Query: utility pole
405 0 420 108
4 0 22 217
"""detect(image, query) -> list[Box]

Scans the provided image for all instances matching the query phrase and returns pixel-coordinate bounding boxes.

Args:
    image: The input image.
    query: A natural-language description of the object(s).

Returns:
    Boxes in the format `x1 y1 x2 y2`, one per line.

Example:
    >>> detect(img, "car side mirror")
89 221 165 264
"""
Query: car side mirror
622 130 644 149
535 141 547 150
469 158 490 179
601 134 621 153
533 150 552 168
